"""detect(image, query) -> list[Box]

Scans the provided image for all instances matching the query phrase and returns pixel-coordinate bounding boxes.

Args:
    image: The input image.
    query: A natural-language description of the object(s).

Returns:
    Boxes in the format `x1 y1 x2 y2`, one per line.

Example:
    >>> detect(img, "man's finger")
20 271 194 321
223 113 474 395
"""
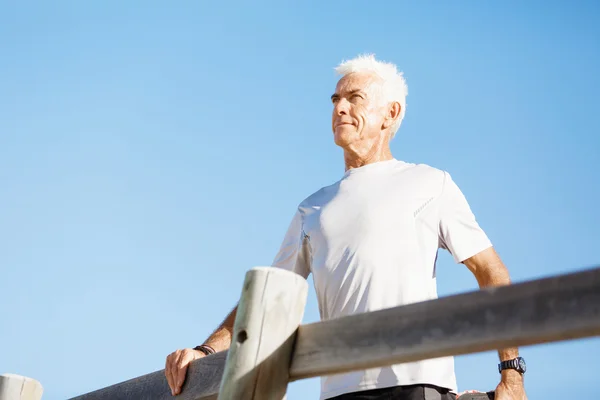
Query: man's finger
165 353 175 395
175 351 193 393
170 351 182 395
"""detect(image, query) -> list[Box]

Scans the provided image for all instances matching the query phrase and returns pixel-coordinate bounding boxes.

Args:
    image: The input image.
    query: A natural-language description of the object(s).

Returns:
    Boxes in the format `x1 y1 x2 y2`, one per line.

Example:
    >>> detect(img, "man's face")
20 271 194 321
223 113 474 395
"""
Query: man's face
331 72 388 148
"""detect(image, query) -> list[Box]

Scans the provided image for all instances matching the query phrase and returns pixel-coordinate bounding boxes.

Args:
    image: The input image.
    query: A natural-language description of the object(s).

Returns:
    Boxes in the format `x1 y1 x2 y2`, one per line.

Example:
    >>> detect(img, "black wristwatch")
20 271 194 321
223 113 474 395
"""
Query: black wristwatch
498 357 526 374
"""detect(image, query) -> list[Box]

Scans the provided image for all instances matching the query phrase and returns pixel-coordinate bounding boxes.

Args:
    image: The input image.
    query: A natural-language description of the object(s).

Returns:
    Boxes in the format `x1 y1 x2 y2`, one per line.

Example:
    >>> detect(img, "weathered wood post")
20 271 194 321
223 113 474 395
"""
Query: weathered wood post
218 267 308 400
0 374 43 400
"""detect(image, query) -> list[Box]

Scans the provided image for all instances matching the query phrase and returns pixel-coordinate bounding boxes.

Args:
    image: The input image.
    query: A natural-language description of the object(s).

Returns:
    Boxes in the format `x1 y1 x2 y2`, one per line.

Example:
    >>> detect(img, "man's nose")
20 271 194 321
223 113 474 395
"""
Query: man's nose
334 99 349 115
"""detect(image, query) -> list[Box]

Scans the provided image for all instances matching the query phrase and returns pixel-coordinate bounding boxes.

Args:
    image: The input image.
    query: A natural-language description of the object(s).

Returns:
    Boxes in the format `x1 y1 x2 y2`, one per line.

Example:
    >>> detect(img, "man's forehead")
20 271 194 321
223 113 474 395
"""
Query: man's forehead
335 72 380 93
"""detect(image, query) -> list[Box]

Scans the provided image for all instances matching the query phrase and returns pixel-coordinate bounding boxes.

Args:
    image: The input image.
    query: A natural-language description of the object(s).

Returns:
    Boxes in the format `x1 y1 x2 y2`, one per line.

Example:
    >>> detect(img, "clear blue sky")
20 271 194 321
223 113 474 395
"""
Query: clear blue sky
1 1 599 399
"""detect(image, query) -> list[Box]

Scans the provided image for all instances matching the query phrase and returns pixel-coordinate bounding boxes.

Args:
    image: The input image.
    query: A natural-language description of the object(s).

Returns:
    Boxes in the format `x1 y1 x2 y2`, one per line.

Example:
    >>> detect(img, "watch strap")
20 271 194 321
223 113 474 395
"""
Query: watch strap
498 357 525 374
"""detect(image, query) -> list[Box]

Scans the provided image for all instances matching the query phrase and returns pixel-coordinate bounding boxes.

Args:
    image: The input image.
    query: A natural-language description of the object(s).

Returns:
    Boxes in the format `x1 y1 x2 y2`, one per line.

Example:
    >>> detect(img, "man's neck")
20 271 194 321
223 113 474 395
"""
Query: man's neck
343 142 393 172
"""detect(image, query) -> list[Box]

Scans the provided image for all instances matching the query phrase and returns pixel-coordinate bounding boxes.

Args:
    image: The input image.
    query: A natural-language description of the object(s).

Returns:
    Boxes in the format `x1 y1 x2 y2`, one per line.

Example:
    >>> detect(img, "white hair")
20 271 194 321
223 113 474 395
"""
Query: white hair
334 54 408 137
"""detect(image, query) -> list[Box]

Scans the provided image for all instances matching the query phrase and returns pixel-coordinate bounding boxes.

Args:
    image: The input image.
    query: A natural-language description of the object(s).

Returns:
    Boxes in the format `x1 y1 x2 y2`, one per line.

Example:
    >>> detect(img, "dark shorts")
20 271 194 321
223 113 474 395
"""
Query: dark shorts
326 384 457 400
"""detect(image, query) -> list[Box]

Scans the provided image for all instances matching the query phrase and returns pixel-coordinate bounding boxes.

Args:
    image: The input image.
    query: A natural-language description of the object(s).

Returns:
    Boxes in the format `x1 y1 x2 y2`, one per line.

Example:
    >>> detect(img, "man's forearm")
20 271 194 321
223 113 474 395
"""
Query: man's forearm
202 306 238 353
465 249 522 378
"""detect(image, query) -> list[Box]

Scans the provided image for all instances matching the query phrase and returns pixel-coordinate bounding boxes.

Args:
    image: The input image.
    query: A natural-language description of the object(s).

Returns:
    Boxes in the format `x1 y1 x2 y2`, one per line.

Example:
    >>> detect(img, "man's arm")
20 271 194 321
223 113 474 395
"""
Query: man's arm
202 306 238 352
463 247 527 399
165 306 238 396
164 208 307 396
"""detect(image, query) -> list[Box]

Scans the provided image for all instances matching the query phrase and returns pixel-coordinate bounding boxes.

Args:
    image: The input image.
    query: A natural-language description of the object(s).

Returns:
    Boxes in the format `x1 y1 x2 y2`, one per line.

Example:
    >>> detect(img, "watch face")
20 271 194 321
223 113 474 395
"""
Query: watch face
518 357 527 373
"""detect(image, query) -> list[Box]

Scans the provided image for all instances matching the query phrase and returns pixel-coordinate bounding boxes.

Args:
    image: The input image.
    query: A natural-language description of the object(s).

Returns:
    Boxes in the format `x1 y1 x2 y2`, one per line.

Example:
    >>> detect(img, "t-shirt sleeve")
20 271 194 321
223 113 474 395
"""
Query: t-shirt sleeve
271 209 311 279
438 172 493 263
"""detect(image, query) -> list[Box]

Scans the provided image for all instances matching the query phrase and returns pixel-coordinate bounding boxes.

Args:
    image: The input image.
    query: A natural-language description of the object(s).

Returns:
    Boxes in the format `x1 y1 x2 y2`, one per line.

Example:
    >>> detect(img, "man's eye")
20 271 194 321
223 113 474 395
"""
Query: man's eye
351 94 363 100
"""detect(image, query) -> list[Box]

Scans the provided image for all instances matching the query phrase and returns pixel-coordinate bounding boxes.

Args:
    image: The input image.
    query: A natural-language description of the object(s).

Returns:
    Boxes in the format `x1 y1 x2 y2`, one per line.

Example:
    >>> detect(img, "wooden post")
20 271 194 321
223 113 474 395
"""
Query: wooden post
0 374 43 400
218 267 308 400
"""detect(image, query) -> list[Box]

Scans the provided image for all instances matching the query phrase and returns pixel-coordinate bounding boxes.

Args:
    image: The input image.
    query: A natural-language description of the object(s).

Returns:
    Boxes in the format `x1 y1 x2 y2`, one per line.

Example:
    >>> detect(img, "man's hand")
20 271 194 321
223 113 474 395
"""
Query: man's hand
164 308 237 396
494 371 527 400
165 348 205 396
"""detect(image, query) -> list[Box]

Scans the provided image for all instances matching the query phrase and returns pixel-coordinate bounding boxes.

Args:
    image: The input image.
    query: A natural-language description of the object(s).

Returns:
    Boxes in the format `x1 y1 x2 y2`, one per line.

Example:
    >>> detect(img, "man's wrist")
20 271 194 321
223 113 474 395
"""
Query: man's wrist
193 344 216 356
501 369 524 384
498 356 526 374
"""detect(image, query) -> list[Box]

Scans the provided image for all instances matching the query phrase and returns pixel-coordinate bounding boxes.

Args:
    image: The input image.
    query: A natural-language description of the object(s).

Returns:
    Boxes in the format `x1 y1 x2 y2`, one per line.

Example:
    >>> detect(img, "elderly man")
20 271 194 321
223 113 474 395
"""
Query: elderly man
165 55 528 400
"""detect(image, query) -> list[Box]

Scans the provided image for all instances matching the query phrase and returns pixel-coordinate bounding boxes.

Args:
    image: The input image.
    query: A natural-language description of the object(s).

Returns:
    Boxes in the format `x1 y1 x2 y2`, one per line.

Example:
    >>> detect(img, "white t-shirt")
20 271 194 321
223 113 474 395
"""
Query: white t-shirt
271 159 492 400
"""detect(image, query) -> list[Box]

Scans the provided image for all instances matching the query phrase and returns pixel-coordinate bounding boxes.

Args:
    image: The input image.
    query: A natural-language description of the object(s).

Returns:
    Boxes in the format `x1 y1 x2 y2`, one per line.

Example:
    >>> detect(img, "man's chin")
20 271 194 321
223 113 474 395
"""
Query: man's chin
333 135 352 147
333 130 357 147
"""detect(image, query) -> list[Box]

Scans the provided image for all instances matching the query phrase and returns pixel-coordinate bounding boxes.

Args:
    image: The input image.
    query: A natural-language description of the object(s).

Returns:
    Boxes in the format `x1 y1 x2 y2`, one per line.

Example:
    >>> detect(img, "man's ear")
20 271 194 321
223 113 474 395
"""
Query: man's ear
382 102 401 129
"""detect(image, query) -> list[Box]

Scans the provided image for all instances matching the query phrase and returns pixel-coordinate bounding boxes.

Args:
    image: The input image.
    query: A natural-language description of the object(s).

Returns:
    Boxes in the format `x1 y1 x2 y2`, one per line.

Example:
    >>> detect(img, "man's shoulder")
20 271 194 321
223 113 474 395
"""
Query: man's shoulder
395 160 449 185
297 180 340 209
